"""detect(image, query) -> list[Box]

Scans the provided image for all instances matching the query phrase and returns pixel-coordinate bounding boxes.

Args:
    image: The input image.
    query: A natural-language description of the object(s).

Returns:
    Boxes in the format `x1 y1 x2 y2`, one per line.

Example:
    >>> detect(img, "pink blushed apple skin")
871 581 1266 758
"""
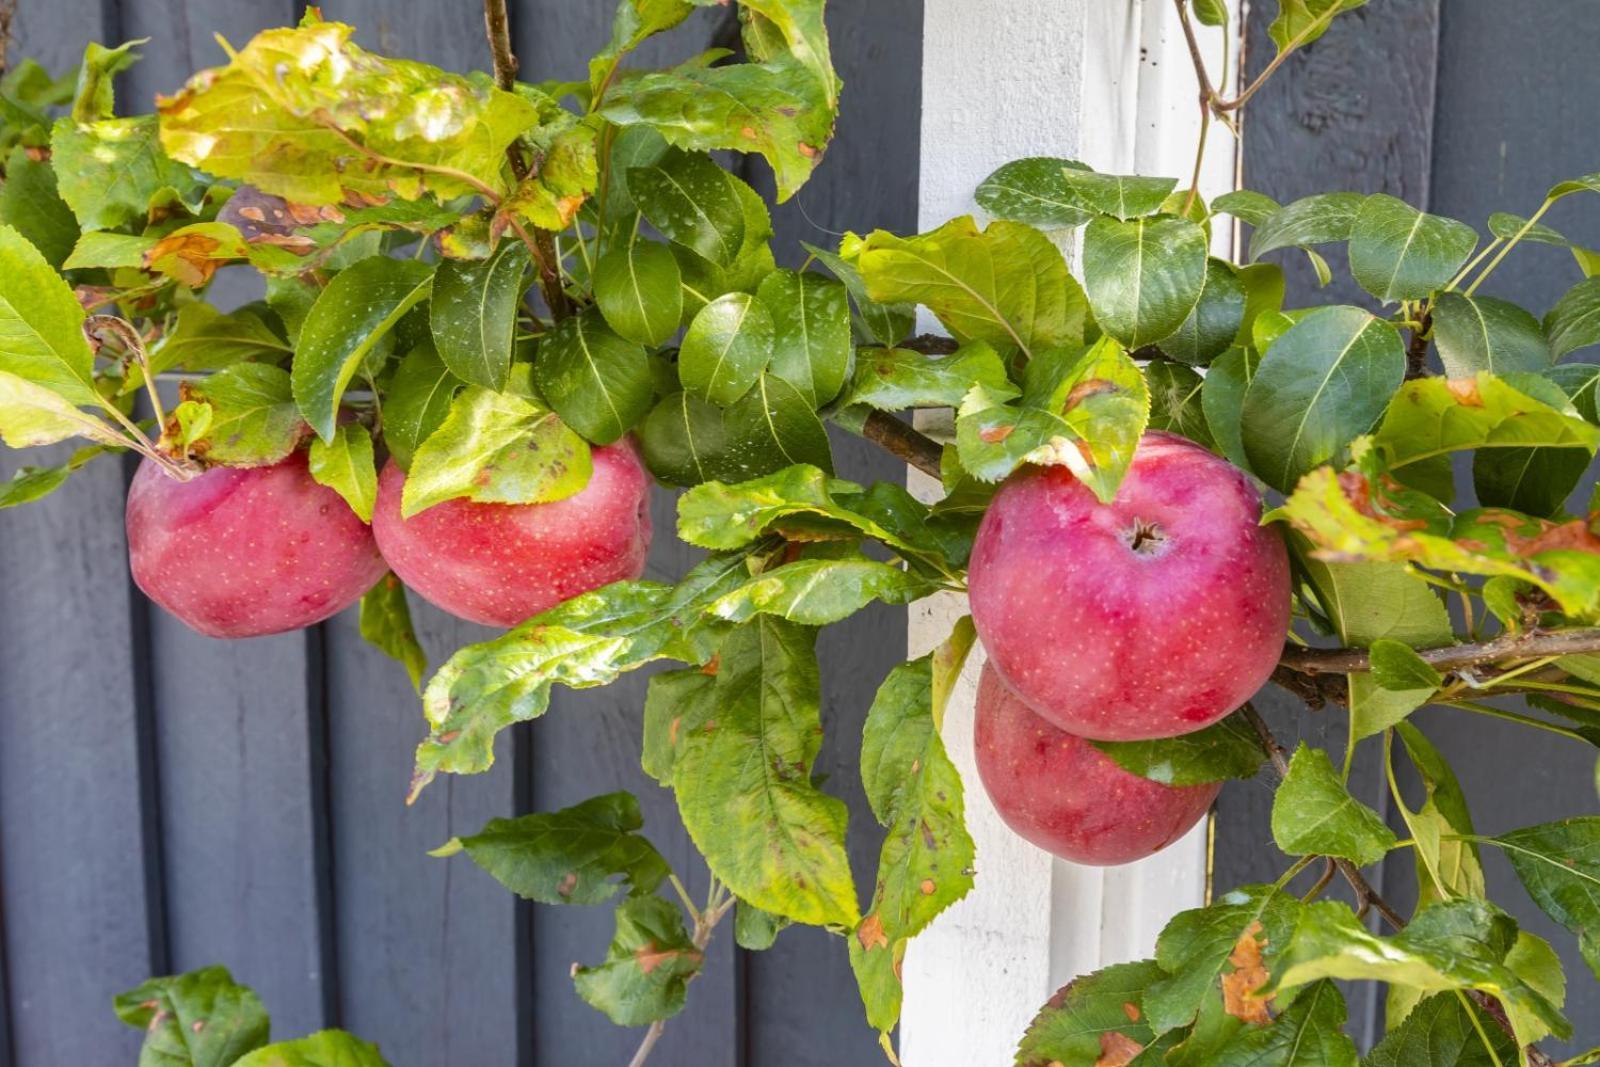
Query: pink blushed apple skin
126 450 388 639
968 431 1290 741
371 439 653 628
973 665 1220 866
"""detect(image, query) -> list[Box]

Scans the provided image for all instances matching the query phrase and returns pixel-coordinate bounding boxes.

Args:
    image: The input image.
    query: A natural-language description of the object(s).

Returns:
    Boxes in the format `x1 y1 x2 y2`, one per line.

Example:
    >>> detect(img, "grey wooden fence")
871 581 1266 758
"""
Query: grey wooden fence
1218 1 1600 1059
1 3 917 1065
4 1 1600 1064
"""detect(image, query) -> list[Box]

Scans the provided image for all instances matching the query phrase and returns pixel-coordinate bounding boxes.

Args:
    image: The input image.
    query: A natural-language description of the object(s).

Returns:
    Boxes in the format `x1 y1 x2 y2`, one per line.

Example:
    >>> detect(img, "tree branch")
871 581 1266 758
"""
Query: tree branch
482 0 519 90
861 411 943 479
1406 311 1433 379
1279 628 1600 677
0 0 14 78
481 0 573 319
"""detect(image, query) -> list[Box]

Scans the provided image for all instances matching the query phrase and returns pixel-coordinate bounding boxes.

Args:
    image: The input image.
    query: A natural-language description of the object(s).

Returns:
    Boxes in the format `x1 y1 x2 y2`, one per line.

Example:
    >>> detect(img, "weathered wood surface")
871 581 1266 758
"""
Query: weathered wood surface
0 2 918 1064
1227 0 1600 1054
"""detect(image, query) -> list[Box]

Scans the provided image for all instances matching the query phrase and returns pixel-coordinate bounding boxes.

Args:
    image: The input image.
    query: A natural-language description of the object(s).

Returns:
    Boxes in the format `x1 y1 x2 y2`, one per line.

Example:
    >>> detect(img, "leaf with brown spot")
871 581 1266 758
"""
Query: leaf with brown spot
574 896 703 1026
857 913 889 951
446 791 671 907
114 965 269 1067
143 224 247 287
1221 921 1275 1024
1096 1032 1145 1066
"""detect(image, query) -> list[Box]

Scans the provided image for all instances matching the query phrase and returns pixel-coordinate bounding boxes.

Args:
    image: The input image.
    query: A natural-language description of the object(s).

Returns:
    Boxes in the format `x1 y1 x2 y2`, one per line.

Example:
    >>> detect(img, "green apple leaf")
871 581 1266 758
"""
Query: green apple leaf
840 341 1010 412
1431 293 1551 378
429 240 529 391
1365 992 1517 1067
1546 276 1600 359
1272 742 1397 865
1493 817 1600 981
757 269 851 407
587 0 695 99
854 216 1086 357
533 308 652 446
158 21 539 204
413 551 754 791
308 423 377 522
1081 214 1209 350
1250 192 1366 260
1241 306 1406 493
1092 712 1264 787
640 667 712 786
1368 638 1443 692
1201 346 1260 471
1213 189 1280 227
1268 0 1368 53
636 390 733 486
0 370 125 449
150 304 292 379
1348 194 1478 304
851 616 977 1036
172 363 309 466
679 291 775 405
1014 960 1166 1067
359 573 427 693
707 556 936 626
597 5 837 201
1280 452 1600 621
676 462 947 567
954 337 1148 501
1372 373 1599 501
593 229 683 346
438 791 670 906
674 617 858 928
1271 897 1568 1046
722 373 834 475
1145 361 1215 450
0 147 76 268
1212 980 1356 1067
802 241 915 348
113 965 270 1067
1393 722 1486 913
232 1030 390 1067
293 256 433 441
51 115 205 231
628 150 747 267
0 223 98 407
1160 258 1247 365
382 342 462 472
1055 170 1177 219
400 382 591 517
573 895 702 1026
974 156 1095 228
0 464 73 509
1143 884 1304 1035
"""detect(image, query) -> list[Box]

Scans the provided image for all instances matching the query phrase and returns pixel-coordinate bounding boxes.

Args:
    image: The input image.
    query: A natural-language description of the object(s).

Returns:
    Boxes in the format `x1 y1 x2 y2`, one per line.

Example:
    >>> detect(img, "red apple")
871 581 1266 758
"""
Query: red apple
974 665 1219 865
968 431 1289 741
126 450 387 639
371 439 652 628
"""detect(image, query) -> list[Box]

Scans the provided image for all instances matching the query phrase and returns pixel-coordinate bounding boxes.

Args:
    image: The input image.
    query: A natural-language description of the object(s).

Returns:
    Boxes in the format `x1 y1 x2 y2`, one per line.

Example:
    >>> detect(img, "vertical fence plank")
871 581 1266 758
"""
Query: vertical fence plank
1401 4 1600 1055
320 9 521 1066
0 6 161 1064
110 2 335 1042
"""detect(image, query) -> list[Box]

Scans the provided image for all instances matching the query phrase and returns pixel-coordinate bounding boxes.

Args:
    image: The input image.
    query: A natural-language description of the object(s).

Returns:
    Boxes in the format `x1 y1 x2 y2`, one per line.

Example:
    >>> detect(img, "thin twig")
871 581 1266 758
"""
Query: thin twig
1406 310 1433 379
1279 628 1600 677
482 0 519 91
0 0 16 78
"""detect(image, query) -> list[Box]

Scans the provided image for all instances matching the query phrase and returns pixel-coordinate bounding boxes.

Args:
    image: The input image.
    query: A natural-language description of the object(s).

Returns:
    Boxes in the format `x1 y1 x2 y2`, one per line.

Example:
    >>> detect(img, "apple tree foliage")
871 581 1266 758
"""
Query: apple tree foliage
2 1 1600 1063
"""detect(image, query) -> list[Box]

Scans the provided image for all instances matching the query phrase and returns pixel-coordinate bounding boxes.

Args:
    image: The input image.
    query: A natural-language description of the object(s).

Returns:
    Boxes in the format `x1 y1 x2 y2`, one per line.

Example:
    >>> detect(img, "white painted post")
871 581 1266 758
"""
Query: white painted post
901 3 1242 1063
